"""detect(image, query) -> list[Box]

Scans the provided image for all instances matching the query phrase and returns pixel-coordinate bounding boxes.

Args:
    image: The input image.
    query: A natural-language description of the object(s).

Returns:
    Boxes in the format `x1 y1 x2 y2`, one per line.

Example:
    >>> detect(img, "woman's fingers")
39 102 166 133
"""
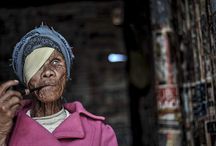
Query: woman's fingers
0 96 21 123
0 80 22 139
0 80 19 96
8 104 21 118
0 81 22 123
0 90 22 102
1 96 21 111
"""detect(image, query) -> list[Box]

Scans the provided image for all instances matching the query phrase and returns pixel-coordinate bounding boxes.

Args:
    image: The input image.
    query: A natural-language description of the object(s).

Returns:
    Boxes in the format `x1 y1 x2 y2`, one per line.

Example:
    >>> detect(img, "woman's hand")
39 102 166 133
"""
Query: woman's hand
0 80 22 145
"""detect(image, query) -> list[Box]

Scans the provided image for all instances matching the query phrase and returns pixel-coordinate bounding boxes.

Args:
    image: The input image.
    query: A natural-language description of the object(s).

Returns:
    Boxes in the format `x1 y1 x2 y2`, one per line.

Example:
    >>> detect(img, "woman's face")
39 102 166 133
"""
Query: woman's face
28 50 67 103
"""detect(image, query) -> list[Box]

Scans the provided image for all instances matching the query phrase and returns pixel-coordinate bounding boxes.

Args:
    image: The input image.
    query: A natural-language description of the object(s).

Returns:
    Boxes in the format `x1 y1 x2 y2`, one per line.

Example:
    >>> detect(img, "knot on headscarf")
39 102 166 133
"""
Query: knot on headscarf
12 24 75 84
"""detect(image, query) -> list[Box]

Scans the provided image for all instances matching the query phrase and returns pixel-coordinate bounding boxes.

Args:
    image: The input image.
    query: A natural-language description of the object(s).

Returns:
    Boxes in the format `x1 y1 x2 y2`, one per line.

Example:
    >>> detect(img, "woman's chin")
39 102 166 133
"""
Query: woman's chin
33 86 63 103
36 96 61 103
36 91 61 103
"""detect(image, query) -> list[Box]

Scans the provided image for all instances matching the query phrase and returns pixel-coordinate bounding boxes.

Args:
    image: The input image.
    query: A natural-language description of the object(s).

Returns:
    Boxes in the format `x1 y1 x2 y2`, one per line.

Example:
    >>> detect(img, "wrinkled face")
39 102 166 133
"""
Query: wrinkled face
28 50 67 103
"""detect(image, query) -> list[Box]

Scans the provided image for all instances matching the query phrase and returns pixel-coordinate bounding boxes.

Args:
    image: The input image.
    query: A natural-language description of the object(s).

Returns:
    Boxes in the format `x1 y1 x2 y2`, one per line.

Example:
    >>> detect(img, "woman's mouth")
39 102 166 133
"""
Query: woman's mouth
29 84 54 93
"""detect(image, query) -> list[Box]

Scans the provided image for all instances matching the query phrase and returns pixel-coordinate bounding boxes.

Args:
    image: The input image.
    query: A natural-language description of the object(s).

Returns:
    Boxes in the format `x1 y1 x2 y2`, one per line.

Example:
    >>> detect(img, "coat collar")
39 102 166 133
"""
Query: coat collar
63 101 105 121
13 106 84 140
11 100 105 141
12 100 105 140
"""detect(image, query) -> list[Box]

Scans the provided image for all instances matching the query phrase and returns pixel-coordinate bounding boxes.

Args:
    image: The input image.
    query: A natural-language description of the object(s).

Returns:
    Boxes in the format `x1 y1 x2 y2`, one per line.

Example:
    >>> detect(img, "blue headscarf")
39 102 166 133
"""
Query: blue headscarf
12 24 75 83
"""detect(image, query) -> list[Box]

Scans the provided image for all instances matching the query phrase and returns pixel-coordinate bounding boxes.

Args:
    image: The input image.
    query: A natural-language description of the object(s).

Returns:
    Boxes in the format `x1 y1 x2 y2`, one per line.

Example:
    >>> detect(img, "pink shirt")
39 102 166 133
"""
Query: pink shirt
8 101 118 146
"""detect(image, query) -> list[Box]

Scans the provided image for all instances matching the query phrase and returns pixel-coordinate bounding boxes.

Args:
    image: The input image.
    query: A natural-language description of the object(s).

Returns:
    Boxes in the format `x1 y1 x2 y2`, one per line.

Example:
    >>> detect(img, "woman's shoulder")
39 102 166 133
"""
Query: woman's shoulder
64 101 116 135
64 101 105 122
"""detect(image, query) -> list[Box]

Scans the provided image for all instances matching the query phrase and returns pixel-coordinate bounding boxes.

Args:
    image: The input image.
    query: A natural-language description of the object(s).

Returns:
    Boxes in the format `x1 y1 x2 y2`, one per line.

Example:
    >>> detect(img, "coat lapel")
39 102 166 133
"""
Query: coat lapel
52 112 85 139
9 110 61 146
9 102 86 146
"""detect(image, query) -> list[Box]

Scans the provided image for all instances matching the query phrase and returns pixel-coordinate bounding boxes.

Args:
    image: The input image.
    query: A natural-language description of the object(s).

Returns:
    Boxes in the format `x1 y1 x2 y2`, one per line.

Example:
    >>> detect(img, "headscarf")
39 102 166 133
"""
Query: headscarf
12 24 75 84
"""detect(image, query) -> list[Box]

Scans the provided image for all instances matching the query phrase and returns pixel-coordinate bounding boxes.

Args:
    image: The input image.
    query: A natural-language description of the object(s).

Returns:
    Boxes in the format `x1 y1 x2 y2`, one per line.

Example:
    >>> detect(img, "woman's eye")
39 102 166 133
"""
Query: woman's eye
52 59 59 65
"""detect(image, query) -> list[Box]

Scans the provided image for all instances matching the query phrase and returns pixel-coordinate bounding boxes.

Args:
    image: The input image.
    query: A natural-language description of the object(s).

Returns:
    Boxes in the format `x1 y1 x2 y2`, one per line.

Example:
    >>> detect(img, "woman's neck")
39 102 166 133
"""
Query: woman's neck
30 99 62 117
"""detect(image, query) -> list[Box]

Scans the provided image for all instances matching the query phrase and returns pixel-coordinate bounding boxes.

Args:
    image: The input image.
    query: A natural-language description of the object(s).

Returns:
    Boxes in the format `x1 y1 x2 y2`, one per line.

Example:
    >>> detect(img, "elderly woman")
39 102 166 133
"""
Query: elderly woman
0 25 118 146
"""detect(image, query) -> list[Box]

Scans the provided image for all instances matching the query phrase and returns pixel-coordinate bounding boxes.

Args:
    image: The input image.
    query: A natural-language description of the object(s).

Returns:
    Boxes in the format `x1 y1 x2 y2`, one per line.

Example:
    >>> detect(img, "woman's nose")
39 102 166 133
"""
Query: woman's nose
41 65 55 78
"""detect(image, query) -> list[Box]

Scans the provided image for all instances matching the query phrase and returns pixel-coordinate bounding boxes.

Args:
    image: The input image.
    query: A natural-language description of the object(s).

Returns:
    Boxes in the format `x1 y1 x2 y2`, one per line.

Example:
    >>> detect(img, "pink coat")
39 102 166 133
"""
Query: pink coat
8 101 118 146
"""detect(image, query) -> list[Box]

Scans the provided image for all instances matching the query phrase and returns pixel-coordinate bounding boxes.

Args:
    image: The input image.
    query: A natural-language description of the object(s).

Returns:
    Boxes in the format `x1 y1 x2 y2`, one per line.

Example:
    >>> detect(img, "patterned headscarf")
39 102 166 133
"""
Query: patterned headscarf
12 24 75 83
